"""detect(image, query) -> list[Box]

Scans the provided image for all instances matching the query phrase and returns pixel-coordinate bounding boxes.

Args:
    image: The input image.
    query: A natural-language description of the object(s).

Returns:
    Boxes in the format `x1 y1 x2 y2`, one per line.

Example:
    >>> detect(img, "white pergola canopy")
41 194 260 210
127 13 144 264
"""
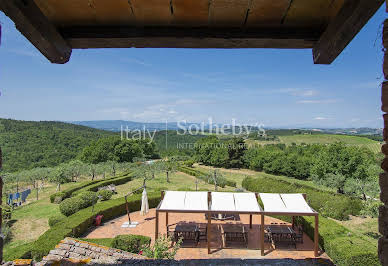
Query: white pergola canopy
159 191 208 212
259 193 316 215
155 190 319 257
158 191 262 213
211 192 262 213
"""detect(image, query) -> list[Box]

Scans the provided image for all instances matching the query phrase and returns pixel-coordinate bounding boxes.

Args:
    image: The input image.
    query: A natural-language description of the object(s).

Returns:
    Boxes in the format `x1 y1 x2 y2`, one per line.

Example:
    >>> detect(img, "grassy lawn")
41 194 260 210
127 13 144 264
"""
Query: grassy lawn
337 216 380 240
4 176 107 255
193 164 336 193
113 171 235 199
246 134 381 153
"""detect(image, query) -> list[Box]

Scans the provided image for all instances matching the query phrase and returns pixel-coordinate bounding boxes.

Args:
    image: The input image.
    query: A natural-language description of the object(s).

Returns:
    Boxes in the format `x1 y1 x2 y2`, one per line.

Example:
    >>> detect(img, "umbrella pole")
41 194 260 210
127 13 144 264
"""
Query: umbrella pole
125 195 131 224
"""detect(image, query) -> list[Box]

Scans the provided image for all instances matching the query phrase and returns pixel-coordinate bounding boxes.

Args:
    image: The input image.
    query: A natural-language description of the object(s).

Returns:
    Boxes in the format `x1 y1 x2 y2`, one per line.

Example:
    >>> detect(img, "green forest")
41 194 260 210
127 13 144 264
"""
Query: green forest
194 136 381 201
0 119 117 172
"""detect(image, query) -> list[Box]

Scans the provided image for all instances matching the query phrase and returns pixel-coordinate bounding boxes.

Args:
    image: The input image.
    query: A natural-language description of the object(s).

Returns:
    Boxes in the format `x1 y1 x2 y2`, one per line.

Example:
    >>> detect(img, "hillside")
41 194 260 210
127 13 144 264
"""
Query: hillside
0 119 117 172
246 133 382 153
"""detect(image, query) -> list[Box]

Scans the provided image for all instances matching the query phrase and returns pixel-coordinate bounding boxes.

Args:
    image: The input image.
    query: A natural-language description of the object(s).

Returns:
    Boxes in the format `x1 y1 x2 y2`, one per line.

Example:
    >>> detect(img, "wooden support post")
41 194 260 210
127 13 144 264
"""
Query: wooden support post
261 214 265 256
314 215 319 257
292 216 295 229
166 212 168 227
155 210 159 241
161 190 165 200
249 214 253 229
207 212 211 254
125 196 131 224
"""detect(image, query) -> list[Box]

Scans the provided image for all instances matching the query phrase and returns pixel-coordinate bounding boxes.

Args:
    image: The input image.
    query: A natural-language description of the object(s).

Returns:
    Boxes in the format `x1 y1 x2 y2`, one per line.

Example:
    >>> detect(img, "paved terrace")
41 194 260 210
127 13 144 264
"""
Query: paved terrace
84 209 331 262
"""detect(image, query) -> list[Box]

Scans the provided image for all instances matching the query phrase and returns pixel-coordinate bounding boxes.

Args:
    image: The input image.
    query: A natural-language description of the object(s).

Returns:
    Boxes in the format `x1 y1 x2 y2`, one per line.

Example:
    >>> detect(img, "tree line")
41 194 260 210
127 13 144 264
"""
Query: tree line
194 136 380 199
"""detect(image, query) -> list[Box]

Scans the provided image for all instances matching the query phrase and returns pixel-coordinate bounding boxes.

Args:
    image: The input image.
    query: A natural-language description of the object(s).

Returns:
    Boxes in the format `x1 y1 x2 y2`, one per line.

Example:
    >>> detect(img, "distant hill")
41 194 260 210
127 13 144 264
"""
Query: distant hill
0 119 117 172
71 120 189 132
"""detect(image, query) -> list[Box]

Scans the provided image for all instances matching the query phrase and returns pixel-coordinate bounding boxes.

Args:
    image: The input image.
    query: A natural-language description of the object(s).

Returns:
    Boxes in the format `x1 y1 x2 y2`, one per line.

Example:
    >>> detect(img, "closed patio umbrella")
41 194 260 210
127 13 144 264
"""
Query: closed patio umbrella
140 188 149 215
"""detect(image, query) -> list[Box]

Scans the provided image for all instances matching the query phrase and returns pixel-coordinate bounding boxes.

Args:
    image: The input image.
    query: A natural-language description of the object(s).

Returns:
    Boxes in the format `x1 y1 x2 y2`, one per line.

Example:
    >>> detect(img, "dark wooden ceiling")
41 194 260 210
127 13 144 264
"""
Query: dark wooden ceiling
0 0 384 64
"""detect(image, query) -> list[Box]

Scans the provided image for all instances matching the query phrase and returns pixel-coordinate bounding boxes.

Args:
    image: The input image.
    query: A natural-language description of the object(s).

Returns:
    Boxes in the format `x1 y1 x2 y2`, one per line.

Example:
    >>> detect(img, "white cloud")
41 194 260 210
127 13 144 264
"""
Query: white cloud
272 88 318 97
121 58 152 67
297 99 339 104
314 117 329 120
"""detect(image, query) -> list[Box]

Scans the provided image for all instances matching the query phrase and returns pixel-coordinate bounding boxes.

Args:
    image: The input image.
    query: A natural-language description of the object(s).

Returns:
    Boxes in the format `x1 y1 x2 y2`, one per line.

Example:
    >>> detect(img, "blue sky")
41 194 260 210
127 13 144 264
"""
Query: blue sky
0 6 386 128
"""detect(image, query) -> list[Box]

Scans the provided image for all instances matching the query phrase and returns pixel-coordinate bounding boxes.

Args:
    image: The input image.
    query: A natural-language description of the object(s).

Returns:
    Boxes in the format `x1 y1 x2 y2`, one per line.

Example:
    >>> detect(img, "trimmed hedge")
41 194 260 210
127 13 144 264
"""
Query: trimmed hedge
49 179 110 203
97 190 113 201
49 172 131 203
48 215 66 227
4 242 34 262
59 197 84 217
242 176 362 220
30 193 160 260
179 166 237 188
72 172 133 196
59 191 98 217
112 235 151 253
300 216 379 266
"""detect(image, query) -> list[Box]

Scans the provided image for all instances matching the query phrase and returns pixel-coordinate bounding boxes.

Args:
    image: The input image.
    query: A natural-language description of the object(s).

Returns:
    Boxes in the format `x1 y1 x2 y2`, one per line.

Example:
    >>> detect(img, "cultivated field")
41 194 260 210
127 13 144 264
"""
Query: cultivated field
246 134 381 153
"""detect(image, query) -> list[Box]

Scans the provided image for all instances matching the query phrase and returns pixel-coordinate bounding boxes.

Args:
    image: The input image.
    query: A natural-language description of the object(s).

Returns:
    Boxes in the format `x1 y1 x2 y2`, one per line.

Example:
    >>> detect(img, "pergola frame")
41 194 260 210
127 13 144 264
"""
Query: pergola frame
154 191 319 256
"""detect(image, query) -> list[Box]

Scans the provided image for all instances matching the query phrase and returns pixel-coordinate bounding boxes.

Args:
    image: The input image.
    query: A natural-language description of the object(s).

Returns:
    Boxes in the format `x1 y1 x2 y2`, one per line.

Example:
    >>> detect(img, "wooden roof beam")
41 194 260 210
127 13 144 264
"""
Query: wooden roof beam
313 0 384 64
0 0 72 64
61 26 320 49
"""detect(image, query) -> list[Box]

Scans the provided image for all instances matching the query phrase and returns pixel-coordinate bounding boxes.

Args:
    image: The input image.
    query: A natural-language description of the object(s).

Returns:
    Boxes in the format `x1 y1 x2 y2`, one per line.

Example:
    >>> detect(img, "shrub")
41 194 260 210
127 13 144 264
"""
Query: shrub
29 194 160 260
179 166 237 188
50 192 66 203
59 197 83 217
360 200 382 218
300 216 379 266
97 190 113 201
2 222 12 244
72 173 132 196
182 160 195 168
59 191 98 216
112 235 151 253
242 176 362 220
141 234 182 259
48 215 65 227
4 242 33 262
49 179 111 203
77 191 98 209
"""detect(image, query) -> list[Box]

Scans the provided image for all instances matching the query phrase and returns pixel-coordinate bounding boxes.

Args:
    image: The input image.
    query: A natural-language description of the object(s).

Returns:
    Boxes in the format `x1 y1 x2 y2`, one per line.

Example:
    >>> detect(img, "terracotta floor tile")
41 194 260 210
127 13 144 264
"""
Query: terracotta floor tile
84 209 330 261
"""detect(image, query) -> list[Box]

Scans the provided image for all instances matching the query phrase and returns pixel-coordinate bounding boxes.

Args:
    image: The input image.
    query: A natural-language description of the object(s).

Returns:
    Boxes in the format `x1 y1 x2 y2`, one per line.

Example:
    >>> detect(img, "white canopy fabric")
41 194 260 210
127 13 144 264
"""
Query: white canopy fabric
281 193 314 213
259 193 314 214
159 191 208 211
184 191 209 211
210 192 235 212
159 191 262 213
234 192 262 212
159 191 186 210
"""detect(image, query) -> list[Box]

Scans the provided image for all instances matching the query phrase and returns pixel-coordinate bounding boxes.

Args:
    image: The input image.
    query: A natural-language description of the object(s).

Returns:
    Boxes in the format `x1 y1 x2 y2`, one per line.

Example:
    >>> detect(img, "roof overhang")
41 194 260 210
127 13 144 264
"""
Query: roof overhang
0 0 384 64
